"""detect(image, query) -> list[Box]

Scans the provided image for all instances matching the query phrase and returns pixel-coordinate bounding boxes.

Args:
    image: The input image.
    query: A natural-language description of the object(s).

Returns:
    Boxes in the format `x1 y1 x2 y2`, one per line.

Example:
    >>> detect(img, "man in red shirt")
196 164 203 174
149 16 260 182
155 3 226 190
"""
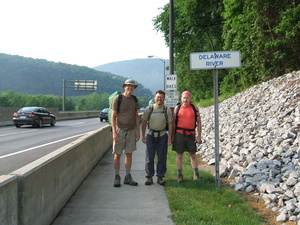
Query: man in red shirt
172 91 202 182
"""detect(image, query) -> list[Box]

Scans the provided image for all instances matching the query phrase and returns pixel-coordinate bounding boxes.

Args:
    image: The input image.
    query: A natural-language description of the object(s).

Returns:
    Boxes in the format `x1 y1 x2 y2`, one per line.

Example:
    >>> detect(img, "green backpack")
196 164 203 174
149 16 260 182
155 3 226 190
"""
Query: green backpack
108 91 138 126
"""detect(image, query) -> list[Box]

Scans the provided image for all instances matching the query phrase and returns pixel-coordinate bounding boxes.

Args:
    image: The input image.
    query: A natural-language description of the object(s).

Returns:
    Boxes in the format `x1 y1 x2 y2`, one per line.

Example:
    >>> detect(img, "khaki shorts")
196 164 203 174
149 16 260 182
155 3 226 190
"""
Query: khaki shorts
172 132 197 154
113 128 137 154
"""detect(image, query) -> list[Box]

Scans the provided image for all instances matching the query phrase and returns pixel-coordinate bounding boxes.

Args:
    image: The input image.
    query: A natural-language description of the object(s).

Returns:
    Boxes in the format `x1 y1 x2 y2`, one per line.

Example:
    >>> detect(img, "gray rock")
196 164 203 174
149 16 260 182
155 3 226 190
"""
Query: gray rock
276 212 287 222
197 71 300 222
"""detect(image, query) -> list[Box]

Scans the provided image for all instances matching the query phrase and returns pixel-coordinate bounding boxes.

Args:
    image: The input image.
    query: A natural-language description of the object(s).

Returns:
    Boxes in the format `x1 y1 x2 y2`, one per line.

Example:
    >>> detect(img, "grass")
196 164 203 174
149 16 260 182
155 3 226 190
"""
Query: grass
197 94 233 107
164 149 263 225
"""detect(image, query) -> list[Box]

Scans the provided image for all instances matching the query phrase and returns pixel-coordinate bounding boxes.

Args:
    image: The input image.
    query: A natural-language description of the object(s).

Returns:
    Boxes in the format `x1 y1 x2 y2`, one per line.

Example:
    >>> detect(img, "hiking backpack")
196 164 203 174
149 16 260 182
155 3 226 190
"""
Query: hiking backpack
174 104 198 132
147 104 169 132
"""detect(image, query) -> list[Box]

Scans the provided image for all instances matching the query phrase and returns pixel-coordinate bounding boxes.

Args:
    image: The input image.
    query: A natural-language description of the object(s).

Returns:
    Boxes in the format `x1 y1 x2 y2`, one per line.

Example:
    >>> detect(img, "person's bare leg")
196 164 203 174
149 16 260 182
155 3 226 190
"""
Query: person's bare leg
124 153 138 186
189 152 200 180
176 153 184 182
125 153 132 171
114 154 121 171
113 154 121 187
176 153 183 170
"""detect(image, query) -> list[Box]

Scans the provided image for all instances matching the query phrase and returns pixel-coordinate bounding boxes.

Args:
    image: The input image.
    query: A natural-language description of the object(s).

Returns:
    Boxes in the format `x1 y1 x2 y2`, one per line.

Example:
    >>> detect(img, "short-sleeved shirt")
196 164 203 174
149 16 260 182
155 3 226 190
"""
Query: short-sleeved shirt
142 104 173 137
176 105 196 135
112 94 139 130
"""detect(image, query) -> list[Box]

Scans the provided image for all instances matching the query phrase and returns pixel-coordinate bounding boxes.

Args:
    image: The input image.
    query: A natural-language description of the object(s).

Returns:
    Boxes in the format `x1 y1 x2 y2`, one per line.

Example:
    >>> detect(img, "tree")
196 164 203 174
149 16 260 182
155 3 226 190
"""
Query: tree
154 0 225 100
222 0 300 92
154 0 300 99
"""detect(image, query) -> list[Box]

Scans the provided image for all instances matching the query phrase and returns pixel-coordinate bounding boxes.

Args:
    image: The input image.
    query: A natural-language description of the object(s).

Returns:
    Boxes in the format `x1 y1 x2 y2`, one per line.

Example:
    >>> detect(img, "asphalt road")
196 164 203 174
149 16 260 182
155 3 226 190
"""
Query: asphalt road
0 118 108 175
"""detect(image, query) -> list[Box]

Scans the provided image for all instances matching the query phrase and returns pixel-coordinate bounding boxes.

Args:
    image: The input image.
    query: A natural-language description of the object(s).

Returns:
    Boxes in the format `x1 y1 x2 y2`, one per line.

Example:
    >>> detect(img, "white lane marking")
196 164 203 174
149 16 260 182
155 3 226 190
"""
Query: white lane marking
64 122 85 126
0 131 92 159
0 129 37 137
59 122 86 126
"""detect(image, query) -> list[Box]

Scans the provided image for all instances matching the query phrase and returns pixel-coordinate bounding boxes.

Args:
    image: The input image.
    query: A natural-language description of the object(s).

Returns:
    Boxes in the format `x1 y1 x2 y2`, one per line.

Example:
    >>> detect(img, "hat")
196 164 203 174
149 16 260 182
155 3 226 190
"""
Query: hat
181 91 191 97
122 79 138 89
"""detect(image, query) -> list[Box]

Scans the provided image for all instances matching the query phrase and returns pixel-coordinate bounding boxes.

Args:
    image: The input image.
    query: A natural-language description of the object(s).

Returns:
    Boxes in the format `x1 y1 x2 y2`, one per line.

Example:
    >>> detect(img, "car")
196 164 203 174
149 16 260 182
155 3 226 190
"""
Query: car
99 108 109 122
12 107 56 128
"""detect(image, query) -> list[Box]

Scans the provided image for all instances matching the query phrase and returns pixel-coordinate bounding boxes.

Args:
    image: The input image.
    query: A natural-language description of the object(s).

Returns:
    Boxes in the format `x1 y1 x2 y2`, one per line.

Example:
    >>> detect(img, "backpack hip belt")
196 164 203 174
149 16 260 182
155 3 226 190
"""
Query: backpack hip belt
176 127 195 136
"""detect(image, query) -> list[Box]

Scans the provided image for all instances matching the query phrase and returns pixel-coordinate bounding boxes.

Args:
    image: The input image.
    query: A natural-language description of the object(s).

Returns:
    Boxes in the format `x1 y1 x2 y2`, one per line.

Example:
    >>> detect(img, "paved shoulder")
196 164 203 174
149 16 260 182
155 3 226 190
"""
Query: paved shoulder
52 137 174 225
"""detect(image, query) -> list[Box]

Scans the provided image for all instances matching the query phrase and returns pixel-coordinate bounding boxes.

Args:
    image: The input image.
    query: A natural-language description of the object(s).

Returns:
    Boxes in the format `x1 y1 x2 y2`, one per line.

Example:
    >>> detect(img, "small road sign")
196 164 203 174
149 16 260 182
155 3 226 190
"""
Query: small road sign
165 74 177 91
165 90 179 108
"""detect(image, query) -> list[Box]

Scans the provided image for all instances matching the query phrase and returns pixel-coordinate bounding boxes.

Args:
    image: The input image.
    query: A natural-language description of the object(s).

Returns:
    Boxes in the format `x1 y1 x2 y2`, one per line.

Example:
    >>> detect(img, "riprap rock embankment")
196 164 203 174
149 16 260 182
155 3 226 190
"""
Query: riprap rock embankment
198 71 300 223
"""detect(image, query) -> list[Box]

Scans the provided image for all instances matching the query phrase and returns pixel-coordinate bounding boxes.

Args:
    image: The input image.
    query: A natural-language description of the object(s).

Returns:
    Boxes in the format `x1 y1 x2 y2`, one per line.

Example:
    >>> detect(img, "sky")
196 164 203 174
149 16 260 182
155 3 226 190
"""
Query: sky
0 0 169 68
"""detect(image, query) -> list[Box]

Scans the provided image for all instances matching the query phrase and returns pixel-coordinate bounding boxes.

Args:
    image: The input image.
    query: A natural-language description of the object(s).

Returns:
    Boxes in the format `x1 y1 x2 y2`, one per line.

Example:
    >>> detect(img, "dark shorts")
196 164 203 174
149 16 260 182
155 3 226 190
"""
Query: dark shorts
172 132 197 154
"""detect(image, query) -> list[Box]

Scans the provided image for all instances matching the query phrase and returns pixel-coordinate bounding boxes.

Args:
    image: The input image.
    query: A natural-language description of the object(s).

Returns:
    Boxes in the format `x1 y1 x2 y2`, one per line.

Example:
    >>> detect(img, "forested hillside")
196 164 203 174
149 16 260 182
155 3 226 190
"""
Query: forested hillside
154 0 300 101
0 53 152 98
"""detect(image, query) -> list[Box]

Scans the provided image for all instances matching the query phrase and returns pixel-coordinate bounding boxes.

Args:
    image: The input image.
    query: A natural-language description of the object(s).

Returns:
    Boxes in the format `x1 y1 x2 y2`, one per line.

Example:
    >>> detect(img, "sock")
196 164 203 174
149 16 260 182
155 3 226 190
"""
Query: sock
178 169 182 175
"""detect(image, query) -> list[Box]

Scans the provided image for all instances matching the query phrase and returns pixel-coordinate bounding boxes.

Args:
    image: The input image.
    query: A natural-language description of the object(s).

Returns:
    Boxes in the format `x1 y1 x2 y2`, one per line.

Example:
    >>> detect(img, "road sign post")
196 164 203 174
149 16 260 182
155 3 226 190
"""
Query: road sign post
190 51 241 186
62 80 98 111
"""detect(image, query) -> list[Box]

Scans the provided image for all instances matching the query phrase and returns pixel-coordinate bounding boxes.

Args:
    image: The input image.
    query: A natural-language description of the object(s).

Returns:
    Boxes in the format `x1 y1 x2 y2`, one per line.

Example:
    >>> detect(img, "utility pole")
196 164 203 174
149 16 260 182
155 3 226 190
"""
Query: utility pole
169 0 174 74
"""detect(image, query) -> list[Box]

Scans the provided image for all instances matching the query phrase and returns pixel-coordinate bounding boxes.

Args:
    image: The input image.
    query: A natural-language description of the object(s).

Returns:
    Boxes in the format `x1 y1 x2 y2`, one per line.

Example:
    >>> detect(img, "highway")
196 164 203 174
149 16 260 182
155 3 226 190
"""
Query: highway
0 118 109 175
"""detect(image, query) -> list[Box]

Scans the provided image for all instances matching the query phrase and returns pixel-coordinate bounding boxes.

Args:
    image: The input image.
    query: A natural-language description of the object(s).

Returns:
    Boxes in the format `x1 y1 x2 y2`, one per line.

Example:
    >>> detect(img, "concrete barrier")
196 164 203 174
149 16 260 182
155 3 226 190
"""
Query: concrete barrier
0 175 18 225
1 125 112 225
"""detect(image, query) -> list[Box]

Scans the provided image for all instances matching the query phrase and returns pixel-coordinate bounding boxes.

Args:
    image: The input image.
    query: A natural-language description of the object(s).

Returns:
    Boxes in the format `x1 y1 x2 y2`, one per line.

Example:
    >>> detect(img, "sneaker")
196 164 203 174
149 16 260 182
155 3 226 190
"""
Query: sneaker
177 174 183 183
114 175 121 187
157 177 166 186
124 174 138 186
145 177 153 185
194 173 200 181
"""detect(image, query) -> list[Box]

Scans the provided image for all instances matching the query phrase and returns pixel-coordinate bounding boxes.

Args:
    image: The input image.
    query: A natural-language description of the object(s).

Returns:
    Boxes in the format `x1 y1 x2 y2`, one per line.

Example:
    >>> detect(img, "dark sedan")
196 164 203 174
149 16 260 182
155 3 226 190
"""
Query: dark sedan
99 108 109 122
13 107 56 128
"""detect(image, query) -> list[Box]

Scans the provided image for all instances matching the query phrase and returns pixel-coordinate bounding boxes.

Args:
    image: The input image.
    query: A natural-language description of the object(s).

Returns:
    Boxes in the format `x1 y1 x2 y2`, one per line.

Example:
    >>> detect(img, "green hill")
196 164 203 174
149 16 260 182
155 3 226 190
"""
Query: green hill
0 53 152 98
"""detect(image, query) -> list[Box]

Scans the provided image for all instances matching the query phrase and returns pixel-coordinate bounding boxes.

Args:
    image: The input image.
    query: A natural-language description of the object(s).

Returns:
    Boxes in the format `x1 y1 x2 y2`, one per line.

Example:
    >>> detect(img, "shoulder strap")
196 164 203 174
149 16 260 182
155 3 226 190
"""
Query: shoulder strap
175 104 182 129
190 104 198 128
191 104 198 129
117 94 122 113
148 104 154 121
163 105 168 123
117 94 138 113
132 95 138 103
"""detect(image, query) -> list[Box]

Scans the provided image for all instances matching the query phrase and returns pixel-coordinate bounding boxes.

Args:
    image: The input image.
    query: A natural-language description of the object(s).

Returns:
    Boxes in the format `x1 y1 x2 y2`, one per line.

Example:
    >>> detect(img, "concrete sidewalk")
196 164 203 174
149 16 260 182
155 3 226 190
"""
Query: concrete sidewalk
51 134 175 225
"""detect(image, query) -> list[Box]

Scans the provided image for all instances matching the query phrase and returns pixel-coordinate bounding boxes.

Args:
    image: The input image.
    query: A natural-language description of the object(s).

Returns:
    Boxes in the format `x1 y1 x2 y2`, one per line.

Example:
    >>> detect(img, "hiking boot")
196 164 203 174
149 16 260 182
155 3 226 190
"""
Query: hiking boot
145 177 153 185
157 177 166 186
114 175 121 187
194 172 200 181
177 174 184 183
124 174 138 186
